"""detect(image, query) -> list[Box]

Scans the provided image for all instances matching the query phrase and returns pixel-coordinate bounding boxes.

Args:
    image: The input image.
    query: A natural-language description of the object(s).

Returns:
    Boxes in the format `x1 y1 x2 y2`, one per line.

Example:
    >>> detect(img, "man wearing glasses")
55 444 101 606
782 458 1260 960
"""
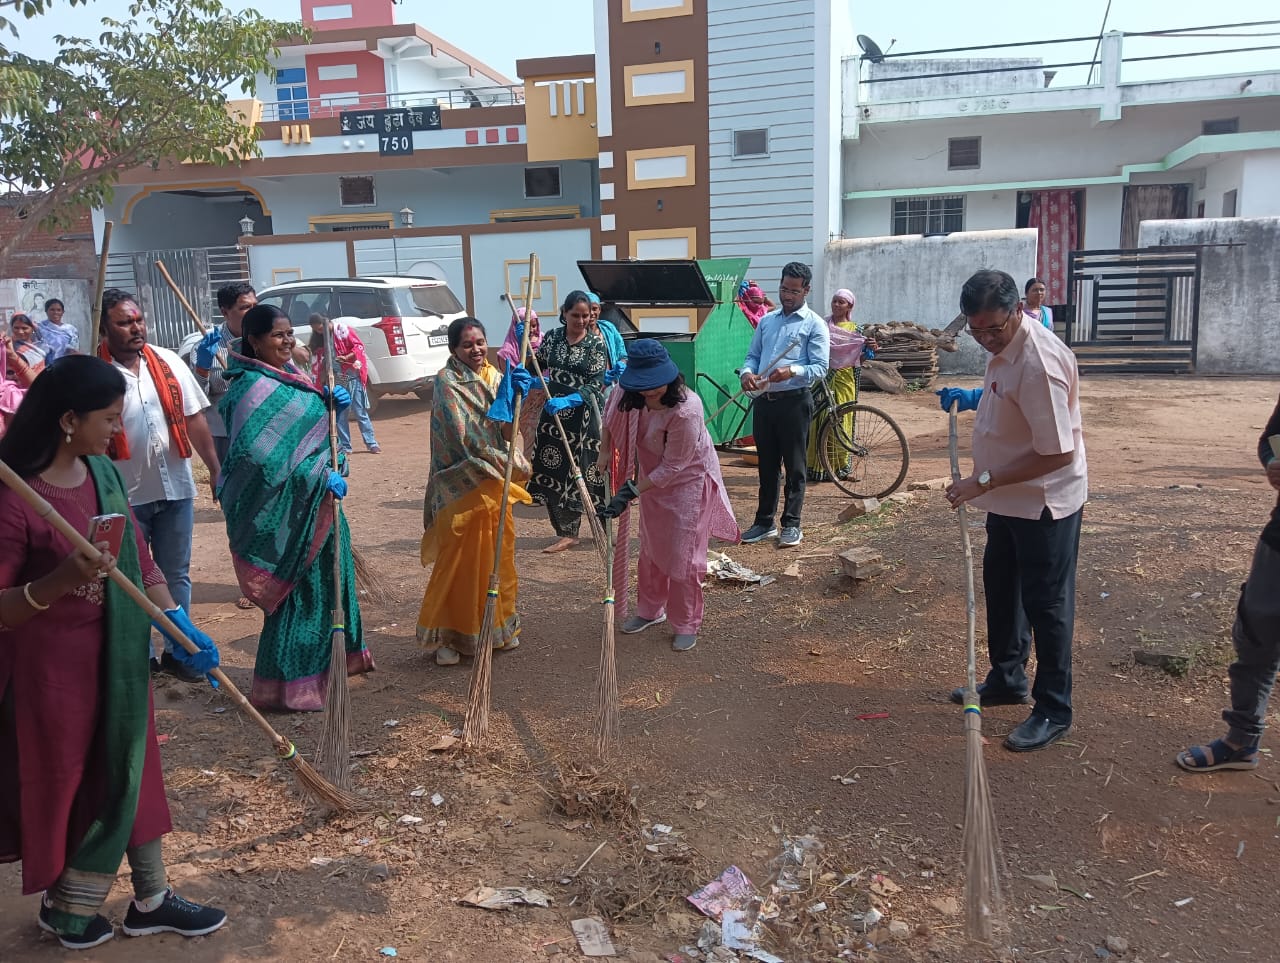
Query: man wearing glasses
738 262 830 548
936 269 1087 752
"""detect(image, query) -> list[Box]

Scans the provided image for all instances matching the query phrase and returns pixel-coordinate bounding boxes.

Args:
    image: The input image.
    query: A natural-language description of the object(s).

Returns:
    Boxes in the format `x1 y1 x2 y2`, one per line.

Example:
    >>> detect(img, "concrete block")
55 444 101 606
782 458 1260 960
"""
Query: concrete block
839 547 884 580
838 497 881 522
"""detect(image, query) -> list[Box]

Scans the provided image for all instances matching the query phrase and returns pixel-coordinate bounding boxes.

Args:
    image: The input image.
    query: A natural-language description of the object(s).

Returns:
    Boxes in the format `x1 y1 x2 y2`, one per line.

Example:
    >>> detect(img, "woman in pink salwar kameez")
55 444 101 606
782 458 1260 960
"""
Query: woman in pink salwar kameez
598 339 738 652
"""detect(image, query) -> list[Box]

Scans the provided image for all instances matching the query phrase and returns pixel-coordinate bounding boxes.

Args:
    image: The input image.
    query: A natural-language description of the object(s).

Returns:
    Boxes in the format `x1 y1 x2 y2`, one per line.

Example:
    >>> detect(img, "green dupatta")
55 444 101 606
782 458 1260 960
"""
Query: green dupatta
46 456 152 935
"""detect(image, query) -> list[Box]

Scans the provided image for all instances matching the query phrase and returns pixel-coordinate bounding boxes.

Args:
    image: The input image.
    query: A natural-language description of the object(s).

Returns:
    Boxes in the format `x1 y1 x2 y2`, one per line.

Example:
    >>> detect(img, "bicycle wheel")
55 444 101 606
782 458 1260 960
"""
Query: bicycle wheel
819 402 910 499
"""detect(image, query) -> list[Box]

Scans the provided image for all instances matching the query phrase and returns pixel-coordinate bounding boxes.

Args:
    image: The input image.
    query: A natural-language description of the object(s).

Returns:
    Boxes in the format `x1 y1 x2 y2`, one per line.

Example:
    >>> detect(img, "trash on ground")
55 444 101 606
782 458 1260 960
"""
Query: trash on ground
1173 896 1194 908
378 948 397 957
409 786 427 797
707 552 768 584
570 917 616 957
688 865 757 919
428 733 461 752
383 719 399 727
396 815 423 826
459 885 554 910
870 873 901 897
431 792 445 807
856 712 890 721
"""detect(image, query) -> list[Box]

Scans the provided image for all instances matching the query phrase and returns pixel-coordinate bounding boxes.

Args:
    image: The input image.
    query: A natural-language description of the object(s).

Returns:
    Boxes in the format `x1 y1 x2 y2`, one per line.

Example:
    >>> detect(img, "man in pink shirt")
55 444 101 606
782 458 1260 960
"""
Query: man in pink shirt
938 270 1088 752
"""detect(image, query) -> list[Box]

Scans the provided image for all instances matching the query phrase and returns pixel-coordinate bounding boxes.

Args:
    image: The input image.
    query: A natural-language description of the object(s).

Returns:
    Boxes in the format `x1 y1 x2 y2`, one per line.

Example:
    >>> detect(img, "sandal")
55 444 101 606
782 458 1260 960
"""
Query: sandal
235 596 254 610
1176 738 1259 773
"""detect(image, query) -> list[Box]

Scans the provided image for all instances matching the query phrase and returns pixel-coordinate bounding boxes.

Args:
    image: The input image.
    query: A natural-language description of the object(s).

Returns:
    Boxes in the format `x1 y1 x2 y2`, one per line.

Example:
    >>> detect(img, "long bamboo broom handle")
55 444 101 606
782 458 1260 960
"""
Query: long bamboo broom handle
155 260 229 373
91 221 113 330
0 458 295 758
705 336 803 423
947 401 979 697
154 260 209 335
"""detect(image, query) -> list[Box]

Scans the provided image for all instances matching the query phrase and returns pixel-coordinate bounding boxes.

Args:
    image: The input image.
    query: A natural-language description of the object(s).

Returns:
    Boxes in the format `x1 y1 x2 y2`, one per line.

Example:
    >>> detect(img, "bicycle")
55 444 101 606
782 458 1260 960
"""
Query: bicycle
706 365 910 500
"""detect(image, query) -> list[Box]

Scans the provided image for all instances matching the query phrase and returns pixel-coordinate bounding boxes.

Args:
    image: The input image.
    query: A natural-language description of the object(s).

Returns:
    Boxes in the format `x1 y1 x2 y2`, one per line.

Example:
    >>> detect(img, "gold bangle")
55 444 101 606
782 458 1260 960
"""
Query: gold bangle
22 582 50 611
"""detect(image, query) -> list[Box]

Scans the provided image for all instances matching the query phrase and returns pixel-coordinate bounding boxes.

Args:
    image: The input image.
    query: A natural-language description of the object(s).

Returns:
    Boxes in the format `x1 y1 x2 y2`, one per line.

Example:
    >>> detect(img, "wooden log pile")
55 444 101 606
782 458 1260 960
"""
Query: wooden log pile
858 321 958 391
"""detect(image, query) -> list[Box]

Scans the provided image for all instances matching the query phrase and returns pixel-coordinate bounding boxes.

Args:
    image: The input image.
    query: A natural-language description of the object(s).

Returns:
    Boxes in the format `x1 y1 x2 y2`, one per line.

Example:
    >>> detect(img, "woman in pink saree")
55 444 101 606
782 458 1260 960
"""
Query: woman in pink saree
597 339 738 652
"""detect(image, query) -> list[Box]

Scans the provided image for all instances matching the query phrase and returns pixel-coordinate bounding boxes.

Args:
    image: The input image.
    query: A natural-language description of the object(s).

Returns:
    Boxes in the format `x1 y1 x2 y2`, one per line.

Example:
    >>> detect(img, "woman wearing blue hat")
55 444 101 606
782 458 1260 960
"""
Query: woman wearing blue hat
597 339 738 651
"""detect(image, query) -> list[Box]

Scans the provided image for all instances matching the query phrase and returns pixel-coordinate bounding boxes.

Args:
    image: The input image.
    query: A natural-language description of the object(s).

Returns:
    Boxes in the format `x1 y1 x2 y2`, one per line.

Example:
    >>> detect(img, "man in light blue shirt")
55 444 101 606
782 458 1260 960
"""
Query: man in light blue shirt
738 262 830 548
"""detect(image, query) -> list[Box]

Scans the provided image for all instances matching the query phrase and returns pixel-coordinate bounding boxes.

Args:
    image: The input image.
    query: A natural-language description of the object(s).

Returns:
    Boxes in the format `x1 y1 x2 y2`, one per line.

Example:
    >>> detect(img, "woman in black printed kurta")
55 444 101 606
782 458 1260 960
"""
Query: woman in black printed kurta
529 290 609 553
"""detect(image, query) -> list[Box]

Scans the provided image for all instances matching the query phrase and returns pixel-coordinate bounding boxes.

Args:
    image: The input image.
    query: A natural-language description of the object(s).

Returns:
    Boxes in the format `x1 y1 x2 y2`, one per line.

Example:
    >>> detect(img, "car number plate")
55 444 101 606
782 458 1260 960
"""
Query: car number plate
427 334 448 347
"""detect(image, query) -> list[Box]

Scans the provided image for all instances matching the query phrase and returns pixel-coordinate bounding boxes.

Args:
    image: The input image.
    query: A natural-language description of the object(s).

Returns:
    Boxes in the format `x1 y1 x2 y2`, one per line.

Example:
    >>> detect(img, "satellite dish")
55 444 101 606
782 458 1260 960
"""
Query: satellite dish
857 34 886 64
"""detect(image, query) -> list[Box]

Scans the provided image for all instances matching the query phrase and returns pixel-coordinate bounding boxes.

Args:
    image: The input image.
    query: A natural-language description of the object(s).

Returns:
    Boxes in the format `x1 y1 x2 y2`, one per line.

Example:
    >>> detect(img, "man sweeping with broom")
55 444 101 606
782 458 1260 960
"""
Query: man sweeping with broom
937 269 1088 753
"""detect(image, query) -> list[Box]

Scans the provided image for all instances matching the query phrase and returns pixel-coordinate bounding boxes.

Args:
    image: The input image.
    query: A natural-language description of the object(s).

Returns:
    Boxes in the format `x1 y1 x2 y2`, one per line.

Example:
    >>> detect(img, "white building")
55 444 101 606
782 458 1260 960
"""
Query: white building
840 30 1280 310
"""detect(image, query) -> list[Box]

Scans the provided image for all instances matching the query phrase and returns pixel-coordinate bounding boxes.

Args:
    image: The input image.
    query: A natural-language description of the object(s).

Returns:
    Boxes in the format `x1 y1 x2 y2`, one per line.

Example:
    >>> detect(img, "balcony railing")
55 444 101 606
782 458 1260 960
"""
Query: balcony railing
261 84 525 123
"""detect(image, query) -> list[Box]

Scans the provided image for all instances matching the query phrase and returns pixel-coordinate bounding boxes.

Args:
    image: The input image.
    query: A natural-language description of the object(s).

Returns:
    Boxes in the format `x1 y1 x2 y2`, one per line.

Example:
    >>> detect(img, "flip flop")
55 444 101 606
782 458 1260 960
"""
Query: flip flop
236 596 253 610
1176 738 1259 773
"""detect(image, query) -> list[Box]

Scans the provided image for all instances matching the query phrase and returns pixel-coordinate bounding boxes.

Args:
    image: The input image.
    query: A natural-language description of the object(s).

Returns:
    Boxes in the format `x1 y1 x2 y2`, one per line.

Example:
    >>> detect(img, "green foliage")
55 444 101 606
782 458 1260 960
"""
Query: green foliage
0 0 303 262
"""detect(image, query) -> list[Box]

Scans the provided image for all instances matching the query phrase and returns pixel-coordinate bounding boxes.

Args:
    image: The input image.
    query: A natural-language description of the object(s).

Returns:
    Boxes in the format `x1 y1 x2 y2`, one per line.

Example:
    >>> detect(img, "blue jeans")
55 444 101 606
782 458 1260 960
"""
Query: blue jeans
132 498 194 655
337 375 378 452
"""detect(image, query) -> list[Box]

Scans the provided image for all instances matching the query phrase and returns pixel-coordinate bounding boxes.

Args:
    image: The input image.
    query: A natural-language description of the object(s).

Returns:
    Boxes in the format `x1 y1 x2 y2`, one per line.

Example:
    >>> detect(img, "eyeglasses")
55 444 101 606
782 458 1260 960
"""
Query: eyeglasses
966 309 1016 339
779 285 808 296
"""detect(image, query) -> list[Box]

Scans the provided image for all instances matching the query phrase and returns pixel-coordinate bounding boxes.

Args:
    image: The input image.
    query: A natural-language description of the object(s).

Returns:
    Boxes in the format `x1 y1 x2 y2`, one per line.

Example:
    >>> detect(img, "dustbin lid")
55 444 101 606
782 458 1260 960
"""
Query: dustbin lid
577 259 716 307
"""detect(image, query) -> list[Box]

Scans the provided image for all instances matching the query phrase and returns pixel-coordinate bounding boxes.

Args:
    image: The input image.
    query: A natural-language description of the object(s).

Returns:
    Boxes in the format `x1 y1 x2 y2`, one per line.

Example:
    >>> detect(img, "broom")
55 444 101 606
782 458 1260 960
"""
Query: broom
501 287 607 563
463 254 538 748
593 473 619 758
0 458 365 813
316 315 353 788
948 401 1004 943
154 259 394 607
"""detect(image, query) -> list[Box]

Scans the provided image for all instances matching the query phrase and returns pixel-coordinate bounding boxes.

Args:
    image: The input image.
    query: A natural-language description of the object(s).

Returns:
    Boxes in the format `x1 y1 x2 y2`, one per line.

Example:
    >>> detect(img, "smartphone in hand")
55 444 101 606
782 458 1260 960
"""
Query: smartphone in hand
86 513 127 562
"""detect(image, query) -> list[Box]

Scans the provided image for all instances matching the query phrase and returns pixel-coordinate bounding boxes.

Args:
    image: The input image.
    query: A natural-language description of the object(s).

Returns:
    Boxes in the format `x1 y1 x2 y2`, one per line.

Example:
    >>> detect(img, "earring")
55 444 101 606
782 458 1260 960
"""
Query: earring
65 432 72 445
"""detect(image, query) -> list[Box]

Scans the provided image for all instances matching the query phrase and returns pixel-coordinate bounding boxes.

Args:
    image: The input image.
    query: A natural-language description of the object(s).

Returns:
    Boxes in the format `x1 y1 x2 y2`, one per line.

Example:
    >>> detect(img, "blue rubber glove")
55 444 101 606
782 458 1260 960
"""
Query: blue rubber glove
195 328 222 370
327 470 348 499
545 392 584 416
936 386 983 413
487 360 533 424
513 321 525 345
603 363 625 387
323 384 352 412
155 607 220 687
864 345 876 360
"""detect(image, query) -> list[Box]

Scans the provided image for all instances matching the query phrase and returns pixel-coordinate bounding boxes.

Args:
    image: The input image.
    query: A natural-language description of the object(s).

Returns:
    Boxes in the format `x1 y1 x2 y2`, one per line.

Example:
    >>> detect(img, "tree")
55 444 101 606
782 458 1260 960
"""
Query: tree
0 0 303 267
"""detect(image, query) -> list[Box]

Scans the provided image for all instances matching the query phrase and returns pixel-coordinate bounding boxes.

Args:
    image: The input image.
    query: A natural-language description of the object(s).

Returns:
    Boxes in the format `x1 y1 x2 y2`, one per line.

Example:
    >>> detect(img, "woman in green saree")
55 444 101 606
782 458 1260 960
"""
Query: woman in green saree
219 305 375 711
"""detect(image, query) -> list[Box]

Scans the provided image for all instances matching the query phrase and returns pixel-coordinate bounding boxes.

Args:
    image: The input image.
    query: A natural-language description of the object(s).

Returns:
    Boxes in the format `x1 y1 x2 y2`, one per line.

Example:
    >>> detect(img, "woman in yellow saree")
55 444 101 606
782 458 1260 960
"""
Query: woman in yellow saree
417 317 532 666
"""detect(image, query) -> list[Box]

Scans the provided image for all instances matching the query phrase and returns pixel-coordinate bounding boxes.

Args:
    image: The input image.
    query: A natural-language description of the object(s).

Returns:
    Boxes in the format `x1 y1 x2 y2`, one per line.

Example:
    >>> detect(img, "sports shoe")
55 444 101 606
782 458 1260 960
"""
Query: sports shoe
778 526 803 548
435 646 460 666
159 652 204 684
122 889 227 938
38 901 115 950
740 523 779 544
621 613 667 634
672 634 697 652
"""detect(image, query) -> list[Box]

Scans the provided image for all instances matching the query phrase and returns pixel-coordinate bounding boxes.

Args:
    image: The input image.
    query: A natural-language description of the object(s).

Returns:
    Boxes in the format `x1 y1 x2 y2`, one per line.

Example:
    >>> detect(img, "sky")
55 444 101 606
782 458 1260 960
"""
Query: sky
14 0 1279 86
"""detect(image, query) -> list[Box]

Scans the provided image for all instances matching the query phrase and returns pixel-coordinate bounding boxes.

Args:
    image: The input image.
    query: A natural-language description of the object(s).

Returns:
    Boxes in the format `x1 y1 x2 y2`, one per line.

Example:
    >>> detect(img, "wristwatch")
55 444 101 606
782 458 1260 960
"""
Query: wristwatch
978 469 993 491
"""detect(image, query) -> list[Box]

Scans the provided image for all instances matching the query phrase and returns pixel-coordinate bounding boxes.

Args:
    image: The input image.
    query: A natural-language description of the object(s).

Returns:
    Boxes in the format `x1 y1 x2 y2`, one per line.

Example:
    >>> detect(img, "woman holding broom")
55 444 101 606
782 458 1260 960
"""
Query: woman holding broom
597 339 739 652
0 356 225 949
417 316 532 667
218 305 375 711
530 290 609 553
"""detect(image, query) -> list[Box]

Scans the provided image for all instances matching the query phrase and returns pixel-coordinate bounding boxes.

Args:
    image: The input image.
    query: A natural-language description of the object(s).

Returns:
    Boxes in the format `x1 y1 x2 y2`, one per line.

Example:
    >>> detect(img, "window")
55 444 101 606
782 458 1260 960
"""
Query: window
1203 117 1239 136
892 196 965 235
339 175 375 207
282 292 331 328
277 67 309 121
1222 189 1238 218
948 137 981 171
733 128 769 158
336 290 383 319
524 166 562 199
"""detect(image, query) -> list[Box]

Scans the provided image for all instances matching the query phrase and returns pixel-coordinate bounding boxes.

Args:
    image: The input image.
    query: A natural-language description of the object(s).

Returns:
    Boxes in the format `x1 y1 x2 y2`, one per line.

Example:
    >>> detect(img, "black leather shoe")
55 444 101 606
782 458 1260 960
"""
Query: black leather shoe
1004 713 1070 752
949 683 1032 707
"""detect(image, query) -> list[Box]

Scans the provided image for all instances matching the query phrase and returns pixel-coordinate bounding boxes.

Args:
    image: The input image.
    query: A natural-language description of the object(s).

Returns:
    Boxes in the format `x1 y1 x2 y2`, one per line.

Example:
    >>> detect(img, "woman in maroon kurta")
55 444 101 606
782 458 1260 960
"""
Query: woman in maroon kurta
0 356 227 950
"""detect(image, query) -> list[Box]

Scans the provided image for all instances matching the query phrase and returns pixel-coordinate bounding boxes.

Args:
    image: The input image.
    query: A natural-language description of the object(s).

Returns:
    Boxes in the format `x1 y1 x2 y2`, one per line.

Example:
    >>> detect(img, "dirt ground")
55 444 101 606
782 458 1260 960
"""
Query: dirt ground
4 374 1280 963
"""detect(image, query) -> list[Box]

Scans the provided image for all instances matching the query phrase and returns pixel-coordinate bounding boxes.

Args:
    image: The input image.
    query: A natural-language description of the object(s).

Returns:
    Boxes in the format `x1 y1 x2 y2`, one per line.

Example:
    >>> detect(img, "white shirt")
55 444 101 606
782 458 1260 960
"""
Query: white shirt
111 344 209 505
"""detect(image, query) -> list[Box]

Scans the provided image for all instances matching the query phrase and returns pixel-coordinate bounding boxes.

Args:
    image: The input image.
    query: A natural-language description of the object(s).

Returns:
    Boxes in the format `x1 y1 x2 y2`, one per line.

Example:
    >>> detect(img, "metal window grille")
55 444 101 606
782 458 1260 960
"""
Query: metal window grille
891 195 965 235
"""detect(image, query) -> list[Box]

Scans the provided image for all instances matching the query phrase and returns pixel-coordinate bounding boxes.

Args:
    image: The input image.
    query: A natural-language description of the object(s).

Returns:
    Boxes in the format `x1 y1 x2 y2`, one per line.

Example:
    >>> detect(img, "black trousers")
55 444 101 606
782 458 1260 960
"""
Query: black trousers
751 390 812 529
982 506 1083 726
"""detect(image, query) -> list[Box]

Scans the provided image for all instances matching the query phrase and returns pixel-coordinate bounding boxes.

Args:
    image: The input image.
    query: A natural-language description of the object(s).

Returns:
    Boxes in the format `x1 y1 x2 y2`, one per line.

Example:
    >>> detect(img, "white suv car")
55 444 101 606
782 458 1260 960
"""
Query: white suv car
253 276 467 405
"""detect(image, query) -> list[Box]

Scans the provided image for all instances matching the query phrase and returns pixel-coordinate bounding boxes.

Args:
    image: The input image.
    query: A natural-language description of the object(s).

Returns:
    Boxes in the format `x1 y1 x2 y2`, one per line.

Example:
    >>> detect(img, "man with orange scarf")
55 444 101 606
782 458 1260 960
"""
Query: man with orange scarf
99 289 221 681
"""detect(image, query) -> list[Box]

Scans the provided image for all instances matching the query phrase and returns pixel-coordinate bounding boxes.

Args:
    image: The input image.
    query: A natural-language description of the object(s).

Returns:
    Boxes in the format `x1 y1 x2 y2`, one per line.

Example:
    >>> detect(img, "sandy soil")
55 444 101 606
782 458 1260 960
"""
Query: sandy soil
3 374 1279 963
